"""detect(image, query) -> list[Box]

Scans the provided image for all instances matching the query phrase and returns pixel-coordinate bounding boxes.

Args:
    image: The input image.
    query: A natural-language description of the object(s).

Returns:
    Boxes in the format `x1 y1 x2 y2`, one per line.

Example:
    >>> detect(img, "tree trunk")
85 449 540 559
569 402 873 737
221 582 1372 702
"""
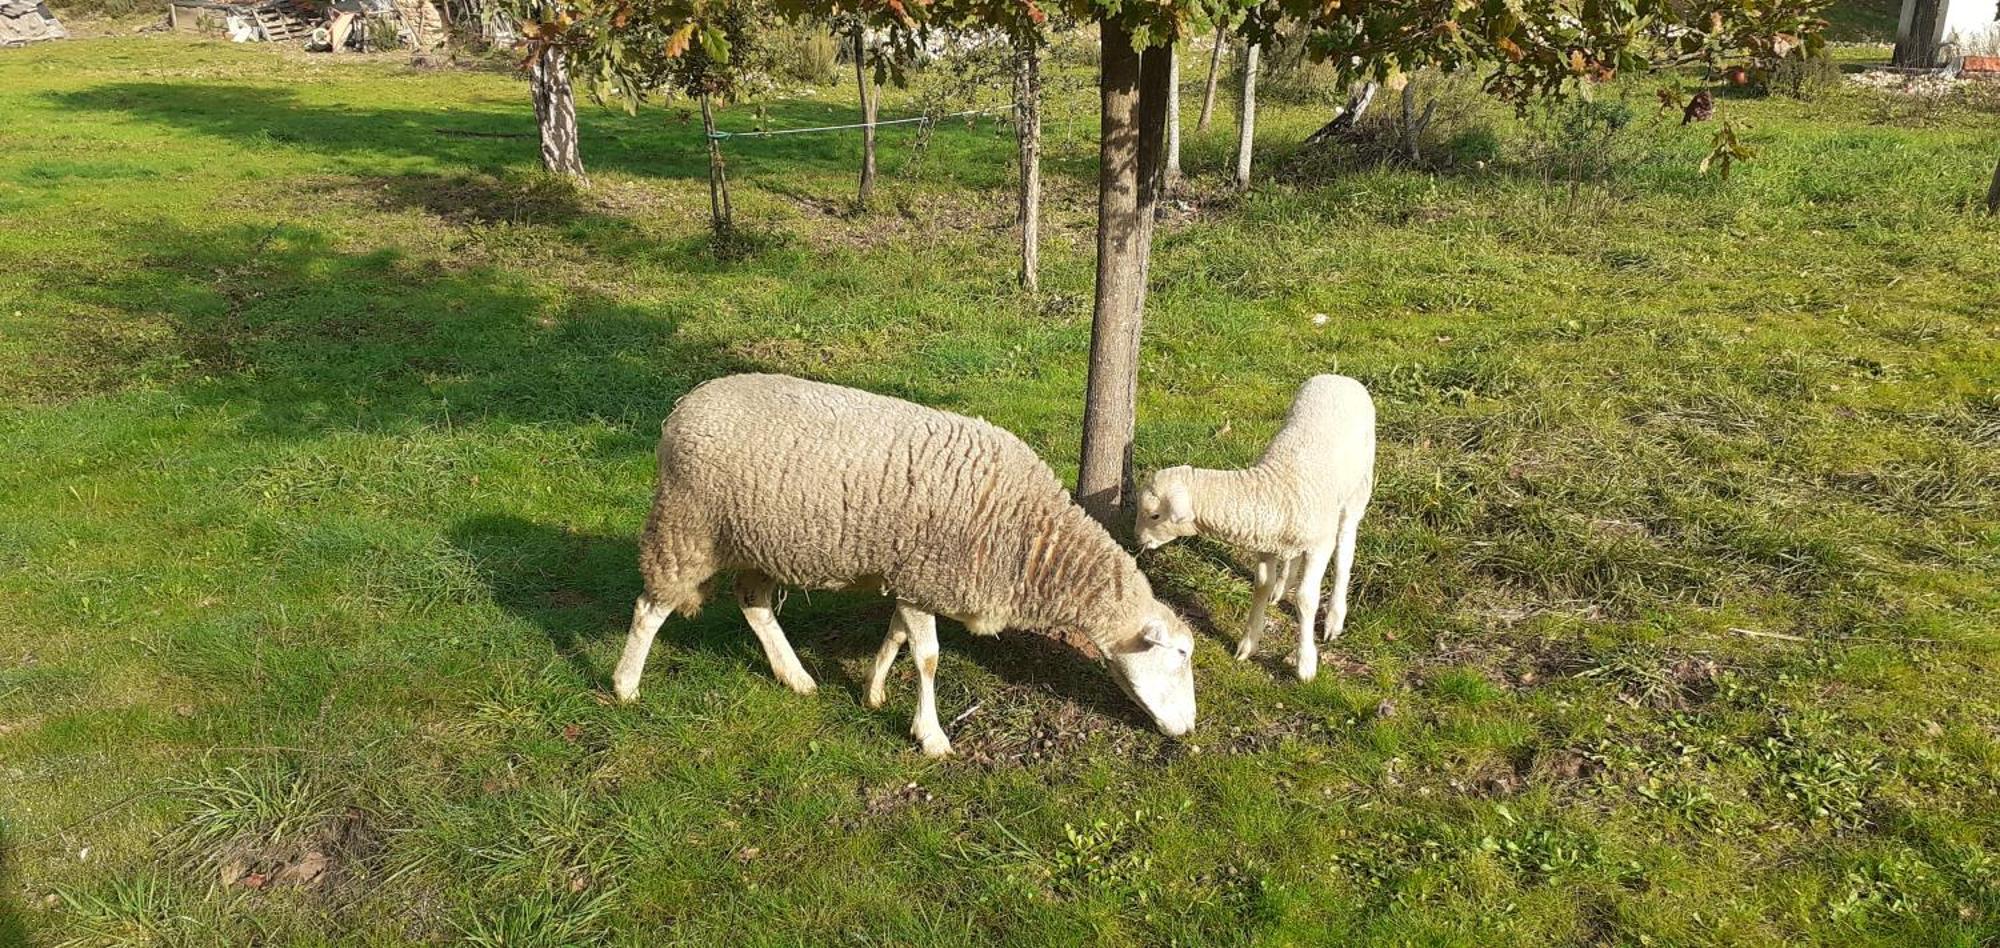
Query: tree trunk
1399 80 1435 164
853 23 878 206
1196 25 1225 132
700 92 732 235
1894 0 1944 68
1015 34 1043 291
1233 41 1259 191
530 45 587 184
1165 47 1182 186
1076 23 1171 526
1987 154 2000 215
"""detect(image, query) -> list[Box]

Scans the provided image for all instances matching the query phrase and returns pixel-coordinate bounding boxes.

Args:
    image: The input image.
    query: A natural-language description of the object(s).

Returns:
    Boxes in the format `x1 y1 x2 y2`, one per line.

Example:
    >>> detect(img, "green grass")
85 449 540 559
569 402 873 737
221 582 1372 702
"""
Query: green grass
3 33 1998 946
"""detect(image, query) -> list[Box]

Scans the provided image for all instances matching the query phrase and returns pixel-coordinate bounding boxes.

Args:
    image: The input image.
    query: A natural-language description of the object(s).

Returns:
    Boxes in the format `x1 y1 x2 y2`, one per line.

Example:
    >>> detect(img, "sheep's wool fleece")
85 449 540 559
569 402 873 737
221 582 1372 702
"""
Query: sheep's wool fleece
642 374 1153 648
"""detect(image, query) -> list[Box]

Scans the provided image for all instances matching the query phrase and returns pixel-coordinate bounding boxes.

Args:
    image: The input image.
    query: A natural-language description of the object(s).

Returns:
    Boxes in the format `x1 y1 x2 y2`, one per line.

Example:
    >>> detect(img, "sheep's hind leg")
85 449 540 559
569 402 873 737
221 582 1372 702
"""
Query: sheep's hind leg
899 604 951 757
1323 509 1363 642
1293 546 1334 683
1235 554 1284 661
865 611 908 710
737 571 817 695
613 595 673 702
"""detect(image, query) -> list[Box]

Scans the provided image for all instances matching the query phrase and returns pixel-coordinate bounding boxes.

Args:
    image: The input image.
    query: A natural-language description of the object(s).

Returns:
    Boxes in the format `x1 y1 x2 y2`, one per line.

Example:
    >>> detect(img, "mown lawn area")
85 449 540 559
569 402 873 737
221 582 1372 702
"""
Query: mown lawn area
2 30 1997 946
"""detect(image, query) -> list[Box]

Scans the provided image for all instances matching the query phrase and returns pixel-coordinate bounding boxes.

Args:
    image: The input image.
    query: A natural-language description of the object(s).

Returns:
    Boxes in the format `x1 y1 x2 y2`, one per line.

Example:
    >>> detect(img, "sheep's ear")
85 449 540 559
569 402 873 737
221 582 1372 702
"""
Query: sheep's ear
1165 483 1193 524
1141 617 1174 650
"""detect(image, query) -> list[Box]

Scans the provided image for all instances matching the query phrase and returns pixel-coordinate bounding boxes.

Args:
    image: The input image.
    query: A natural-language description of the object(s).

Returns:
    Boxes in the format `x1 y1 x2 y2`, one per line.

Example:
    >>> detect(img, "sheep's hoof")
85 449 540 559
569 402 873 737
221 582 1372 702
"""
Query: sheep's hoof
1233 639 1259 662
612 683 640 704
864 686 888 710
1295 658 1319 683
781 676 818 697
915 731 953 758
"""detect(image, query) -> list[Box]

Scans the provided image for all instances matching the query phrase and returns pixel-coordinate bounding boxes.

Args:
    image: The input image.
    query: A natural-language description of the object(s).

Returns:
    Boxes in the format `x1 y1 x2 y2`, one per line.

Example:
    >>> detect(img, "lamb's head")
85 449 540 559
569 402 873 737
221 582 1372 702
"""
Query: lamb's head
1135 466 1199 551
1101 603 1197 737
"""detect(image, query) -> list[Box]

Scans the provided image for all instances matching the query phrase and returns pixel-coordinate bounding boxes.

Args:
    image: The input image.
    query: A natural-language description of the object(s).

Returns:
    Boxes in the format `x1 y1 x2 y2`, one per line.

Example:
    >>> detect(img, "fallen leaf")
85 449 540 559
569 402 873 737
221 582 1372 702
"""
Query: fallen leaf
239 872 268 890
276 850 329 887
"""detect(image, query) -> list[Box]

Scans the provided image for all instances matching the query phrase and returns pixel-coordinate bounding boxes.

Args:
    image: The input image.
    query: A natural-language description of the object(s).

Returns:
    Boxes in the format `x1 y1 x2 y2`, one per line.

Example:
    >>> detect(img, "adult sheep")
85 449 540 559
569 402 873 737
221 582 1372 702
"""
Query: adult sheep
613 373 1198 756
1135 374 1376 682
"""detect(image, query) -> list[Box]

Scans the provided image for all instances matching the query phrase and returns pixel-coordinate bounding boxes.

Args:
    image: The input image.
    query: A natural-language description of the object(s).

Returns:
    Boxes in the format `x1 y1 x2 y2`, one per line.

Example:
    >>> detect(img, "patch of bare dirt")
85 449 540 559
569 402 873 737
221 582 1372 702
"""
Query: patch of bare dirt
215 806 382 898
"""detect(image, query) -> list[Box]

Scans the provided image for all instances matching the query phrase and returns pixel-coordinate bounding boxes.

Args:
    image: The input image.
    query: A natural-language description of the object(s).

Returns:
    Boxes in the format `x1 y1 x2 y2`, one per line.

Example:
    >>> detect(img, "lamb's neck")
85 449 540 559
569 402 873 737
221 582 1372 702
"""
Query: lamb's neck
1188 464 1294 550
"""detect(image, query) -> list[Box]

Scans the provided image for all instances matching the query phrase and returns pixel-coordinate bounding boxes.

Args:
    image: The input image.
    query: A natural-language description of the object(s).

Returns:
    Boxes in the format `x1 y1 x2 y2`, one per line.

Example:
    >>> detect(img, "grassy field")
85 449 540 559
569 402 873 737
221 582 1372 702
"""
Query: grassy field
2 31 1998 947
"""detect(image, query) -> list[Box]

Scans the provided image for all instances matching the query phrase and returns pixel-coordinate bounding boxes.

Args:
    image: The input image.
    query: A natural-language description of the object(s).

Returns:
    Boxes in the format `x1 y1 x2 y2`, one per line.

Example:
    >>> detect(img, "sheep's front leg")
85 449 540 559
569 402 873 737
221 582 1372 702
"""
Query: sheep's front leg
865 611 908 710
1235 554 1284 661
613 595 673 702
898 604 951 757
1293 547 1333 683
1323 510 1363 642
736 571 817 695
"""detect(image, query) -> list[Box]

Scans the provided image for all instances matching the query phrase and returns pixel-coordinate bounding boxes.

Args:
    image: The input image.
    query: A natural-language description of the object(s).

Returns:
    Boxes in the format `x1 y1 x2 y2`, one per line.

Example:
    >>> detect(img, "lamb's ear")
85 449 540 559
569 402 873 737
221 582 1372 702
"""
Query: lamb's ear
1141 617 1174 649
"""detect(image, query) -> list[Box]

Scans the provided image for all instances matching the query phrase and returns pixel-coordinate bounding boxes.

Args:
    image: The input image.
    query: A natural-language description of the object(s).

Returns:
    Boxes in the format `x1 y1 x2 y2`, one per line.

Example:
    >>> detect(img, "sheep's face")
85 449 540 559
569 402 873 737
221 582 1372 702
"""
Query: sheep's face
1135 468 1198 551
1105 608 1197 737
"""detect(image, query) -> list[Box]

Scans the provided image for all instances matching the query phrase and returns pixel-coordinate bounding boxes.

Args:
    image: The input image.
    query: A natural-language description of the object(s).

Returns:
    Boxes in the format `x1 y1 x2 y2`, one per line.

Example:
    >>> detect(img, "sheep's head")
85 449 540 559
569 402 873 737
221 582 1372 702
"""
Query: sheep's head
1134 467 1198 551
1103 605 1196 737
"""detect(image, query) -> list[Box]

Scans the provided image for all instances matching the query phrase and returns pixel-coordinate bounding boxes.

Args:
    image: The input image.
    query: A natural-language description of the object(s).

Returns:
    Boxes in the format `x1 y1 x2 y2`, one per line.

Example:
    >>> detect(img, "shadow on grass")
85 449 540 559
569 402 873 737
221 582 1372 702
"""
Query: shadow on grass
0 829 28 947
38 214 770 438
448 514 1152 731
45 82 1030 188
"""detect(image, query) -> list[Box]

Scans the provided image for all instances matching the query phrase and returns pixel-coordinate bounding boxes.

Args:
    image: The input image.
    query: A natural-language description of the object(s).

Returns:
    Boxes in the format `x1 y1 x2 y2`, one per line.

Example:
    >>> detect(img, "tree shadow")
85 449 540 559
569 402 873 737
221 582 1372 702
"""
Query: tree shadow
45 82 1031 186
0 829 28 947
446 513 1150 729
36 214 771 440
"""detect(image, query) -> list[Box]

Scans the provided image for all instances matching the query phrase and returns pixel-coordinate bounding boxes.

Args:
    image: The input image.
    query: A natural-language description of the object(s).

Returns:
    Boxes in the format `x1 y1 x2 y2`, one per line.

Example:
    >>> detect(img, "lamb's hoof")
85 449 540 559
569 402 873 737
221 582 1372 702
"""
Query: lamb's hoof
1319 628 1345 644
915 730 953 758
864 686 888 710
612 682 640 704
1295 658 1318 683
1233 639 1259 662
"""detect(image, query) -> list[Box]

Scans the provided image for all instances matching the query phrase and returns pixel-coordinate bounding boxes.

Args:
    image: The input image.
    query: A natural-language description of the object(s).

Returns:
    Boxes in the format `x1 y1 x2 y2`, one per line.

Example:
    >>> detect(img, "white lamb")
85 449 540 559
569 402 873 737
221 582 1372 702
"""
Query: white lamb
1134 374 1376 682
614 373 1199 756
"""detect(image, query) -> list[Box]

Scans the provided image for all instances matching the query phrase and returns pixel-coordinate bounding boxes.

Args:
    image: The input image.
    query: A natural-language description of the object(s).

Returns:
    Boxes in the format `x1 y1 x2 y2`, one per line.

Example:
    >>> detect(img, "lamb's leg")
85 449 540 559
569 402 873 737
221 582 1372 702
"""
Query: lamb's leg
1323 509 1363 642
1235 553 1283 661
736 571 817 695
613 595 673 702
865 611 908 710
1293 546 1333 683
1282 553 1306 604
899 604 951 757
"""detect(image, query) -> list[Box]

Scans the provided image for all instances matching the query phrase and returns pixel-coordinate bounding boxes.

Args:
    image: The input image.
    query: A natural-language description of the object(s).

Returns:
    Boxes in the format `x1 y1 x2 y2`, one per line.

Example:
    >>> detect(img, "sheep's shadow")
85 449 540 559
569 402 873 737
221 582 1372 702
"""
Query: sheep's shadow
447 514 1149 731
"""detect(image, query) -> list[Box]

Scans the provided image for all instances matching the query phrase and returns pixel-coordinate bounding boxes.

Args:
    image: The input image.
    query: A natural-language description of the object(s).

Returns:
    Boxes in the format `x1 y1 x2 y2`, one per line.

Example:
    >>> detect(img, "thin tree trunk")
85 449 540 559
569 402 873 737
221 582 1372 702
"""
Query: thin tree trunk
1015 34 1043 291
529 45 587 184
1233 41 1258 191
1196 25 1224 132
1077 24 1171 527
1399 80 1435 164
699 92 732 235
1987 154 2000 214
853 23 877 206
1165 47 1182 186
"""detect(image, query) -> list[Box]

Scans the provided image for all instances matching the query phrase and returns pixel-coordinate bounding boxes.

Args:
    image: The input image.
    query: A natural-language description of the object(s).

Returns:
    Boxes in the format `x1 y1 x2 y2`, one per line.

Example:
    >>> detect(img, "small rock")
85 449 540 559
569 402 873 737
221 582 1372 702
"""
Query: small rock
1310 313 1330 326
